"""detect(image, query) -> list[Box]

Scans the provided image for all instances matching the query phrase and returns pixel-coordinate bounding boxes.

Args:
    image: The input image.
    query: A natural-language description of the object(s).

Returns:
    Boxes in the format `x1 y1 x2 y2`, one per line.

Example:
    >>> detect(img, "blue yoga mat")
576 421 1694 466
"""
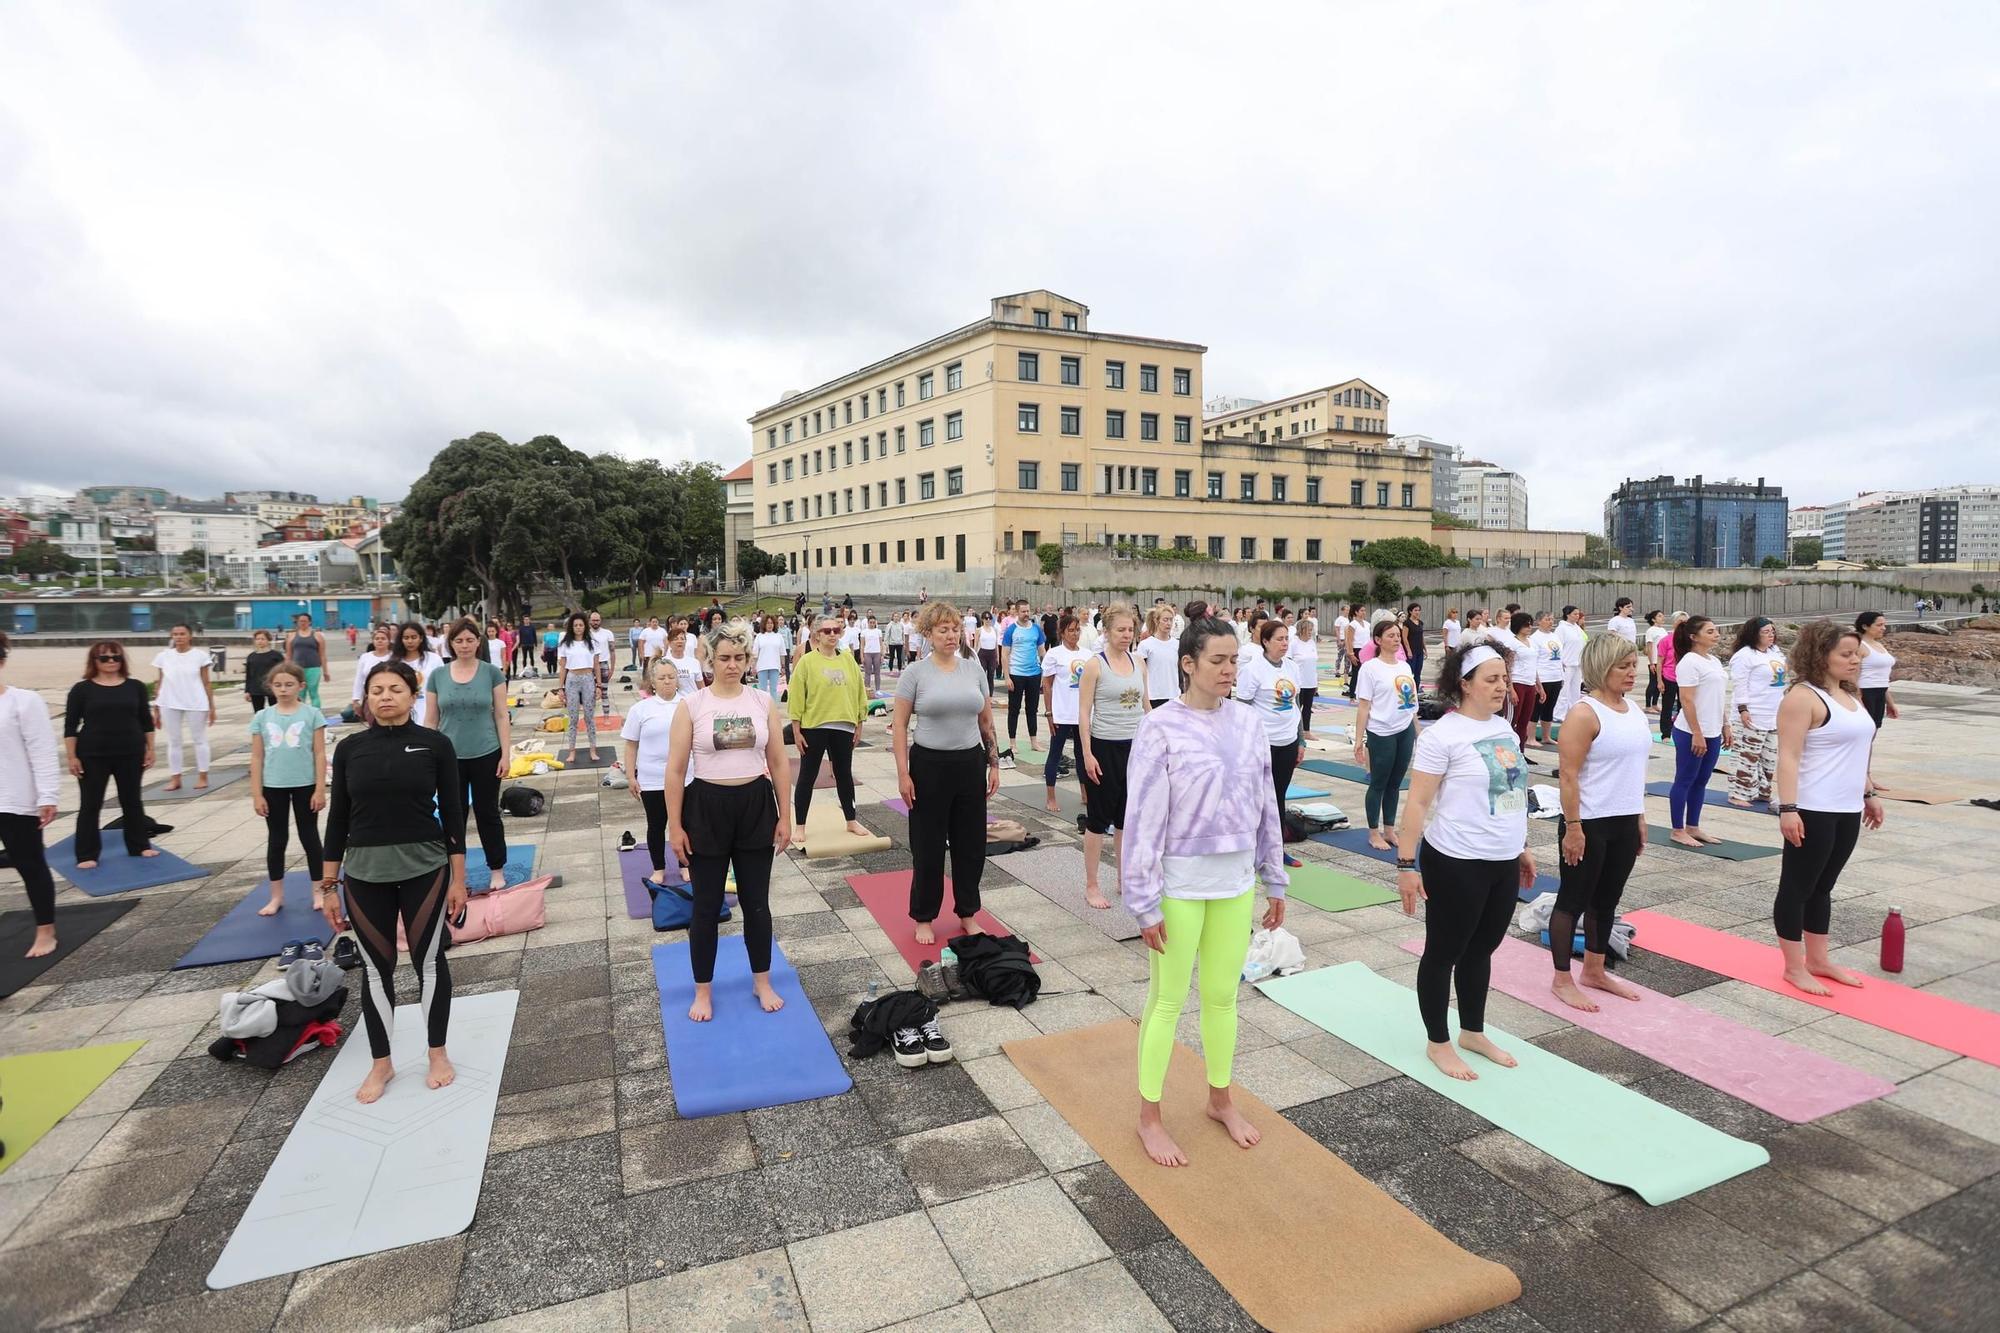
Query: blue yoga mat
1643 781 1773 815
1300 758 1408 791
48 837 207 896
174 874 329 969
1308 826 1558 901
467 843 539 895
1284 783 1330 801
650 939 851 1118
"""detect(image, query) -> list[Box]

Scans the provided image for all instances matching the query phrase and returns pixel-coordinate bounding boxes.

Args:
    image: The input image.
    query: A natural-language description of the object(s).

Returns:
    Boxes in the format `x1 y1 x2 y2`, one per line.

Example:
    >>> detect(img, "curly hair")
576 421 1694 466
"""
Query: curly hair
1433 640 1514 707
1788 620 1862 695
915 601 968 657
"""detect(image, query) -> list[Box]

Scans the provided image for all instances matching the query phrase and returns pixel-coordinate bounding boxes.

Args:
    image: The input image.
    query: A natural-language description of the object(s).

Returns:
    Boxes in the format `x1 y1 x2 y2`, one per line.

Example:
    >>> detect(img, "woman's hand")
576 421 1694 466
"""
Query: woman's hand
1862 796 1885 831
68 755 84 777
445 878 469 923
1517 849 1539 889
1083 749 1101 783
1353 740 1370 769
985 762 1000 798
1886 699 1900 721
1397 869 1425 916
142 747 155 770
1689 731 1708 757
496 754 510 779
1561 823 1585 866
773 816 793 854
629 779 643 801
207 709 217 727
1721 724 1734 750
318 881 347 933
898 772 916 805
1780 810 1805 846
310 789 326 814
37 803 56 829
253 793 269 818
670 825 693 864
1262 898 1286 930
1140 921 1168 954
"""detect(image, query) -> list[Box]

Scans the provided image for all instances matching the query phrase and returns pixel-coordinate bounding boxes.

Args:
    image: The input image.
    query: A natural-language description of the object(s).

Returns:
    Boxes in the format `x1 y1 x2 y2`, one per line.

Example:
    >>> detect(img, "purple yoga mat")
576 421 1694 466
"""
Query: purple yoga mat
620 847 683 919
881 796 997 826
1399 936 1896 1122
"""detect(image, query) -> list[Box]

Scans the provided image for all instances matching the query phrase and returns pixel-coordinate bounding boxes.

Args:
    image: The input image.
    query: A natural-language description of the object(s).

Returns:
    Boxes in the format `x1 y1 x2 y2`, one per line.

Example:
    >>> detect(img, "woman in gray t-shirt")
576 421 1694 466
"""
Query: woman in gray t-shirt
893 603 1000 947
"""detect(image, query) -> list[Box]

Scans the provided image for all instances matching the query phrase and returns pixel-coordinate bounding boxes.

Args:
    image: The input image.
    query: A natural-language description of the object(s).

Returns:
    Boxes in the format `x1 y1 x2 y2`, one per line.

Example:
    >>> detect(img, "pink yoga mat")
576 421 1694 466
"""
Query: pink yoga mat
845 871 1032 974
619 847 683 919
1401 936 1896 1121
1625 910 2000 1068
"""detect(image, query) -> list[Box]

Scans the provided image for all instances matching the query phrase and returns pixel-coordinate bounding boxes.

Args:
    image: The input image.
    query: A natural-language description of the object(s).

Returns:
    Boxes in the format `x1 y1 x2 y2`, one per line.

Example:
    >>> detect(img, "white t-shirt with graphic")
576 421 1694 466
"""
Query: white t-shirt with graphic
1356 657 1419 736
1042 644 1087 726
1234 652 1300 747
1411 711 1529 861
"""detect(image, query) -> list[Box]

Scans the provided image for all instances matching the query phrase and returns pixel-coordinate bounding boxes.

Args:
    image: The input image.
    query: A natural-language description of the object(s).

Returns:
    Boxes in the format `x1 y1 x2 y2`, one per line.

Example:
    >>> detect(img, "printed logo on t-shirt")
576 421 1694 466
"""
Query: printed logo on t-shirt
1066 660 1085 690
1473 737 1528 815
261 716 309 750
1393 674 1417 711
1771 663 1787 688
1272 677 1296 712
1119 686 1142 710
825 669 847 686
712 716 755 751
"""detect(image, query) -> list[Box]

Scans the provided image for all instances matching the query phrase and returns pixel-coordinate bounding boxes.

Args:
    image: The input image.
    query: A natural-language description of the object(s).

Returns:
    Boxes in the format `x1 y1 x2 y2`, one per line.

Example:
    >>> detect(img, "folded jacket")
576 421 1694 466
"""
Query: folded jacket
218 978 297 1039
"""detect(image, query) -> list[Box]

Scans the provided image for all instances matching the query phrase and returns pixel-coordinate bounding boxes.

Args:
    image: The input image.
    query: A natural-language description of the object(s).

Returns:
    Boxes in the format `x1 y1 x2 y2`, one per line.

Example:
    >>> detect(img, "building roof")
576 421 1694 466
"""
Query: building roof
1201 379 1388 427
720 460 754 482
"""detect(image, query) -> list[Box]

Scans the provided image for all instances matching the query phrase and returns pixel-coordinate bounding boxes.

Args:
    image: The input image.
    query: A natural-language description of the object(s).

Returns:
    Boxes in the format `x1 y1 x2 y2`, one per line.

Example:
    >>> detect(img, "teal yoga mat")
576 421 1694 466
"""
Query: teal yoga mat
1644 781 1773 815
1300 758 1408 791
1643 826 1780 860
1257 962 1768 1205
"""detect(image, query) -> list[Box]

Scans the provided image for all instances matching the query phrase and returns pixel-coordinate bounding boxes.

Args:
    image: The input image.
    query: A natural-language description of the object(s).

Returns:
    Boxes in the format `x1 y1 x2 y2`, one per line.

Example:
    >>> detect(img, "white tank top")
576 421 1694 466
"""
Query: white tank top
1796 685 1874 814
1575 695 1649 819
1857 642 1895 690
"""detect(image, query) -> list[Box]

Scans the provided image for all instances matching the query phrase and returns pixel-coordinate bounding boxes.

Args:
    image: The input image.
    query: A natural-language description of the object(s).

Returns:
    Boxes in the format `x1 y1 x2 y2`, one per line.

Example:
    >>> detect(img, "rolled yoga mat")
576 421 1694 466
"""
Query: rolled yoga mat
1400 936 1897 1122
1002 1020 1522 1331
1256 962 1769 1204
1300 758 1407 791
619 846 684 919
206 990 520 1289
144 766 250 802
1642 826 1780 861
796 802 891 859
1308 827 1558 900
0 901 134 998
0 1041 144 1172
650 939 851 1117
1624 910 2000 1067
844 871 1030 974
1285 864 1397 913
986 843 1142 941
46 837 207 896
1644 780 1773 815
174 873 331 969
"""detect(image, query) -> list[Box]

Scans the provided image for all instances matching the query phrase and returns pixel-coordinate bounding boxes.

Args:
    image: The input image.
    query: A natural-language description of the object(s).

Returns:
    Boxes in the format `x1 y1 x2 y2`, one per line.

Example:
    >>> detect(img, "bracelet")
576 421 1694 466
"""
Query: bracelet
1396 859 1416 870
1776 803 1798 814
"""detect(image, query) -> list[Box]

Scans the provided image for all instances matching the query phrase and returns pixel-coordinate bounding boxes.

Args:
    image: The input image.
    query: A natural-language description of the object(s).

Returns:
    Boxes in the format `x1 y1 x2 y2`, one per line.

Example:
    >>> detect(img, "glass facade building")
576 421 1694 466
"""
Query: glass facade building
1605 475 1788 568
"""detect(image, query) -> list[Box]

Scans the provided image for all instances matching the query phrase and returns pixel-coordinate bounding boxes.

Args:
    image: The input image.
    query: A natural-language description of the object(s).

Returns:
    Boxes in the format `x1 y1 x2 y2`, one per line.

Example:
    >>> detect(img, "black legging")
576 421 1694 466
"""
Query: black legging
1006 674 1041 746
262 785 324 882
1270 742 1300 810
1774 809 1860 941
458 752 507 872
1644 666 1662 710
908 744 986 923
979 649 999 690
887 643 905 671
246 692 275 715
345 864 452 1059
1415 844 1519 1044
640 788 672 876
0 813 57 927
1299 687 1318 735
1658 679 1680 739
794 727 858 823
1860 688 1889 729
73 752 150 863
1550 814 1641 969
683 777 776 985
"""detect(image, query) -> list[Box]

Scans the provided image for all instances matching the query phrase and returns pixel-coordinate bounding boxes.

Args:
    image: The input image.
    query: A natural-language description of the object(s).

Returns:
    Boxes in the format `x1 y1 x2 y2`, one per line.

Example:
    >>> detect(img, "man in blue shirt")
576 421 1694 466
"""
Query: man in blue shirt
998 599 1047 767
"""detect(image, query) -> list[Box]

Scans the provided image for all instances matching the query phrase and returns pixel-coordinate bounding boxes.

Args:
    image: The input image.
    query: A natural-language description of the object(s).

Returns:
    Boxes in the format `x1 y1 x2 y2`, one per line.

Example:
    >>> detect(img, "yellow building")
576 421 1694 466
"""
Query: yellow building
1200 379 1394 448
747 291 1432 598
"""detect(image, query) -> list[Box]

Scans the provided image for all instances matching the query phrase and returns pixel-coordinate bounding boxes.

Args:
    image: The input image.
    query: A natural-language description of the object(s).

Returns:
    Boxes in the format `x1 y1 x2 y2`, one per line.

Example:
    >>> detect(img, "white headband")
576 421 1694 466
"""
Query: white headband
1459 644 1502 677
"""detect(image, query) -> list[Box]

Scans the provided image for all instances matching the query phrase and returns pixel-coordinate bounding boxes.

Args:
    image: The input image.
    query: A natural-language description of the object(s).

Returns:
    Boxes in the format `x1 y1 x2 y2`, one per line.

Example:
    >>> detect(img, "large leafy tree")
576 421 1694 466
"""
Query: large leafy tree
385 431 541 619
8 540 78 575
1353 537 1464 570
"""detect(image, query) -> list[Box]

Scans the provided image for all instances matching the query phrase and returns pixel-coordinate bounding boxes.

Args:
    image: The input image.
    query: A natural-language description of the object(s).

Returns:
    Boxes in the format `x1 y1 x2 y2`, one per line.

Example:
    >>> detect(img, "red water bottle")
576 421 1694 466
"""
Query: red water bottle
1880 908 1905 974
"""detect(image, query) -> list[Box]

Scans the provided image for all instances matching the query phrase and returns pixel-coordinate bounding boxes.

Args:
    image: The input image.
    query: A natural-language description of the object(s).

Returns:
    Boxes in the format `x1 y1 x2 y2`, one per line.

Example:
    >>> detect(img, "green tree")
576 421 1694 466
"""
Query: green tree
1370 571 1403 605
1759 555 1785 570
175 547 207 573
674 462 726 579
1430 510 1476 529
385 431 543 619
1037 543 1064 578
737 542 786 582
8 540 78 576
1354 537 1463 570
1791 537 1824 566
1567 533 1616 570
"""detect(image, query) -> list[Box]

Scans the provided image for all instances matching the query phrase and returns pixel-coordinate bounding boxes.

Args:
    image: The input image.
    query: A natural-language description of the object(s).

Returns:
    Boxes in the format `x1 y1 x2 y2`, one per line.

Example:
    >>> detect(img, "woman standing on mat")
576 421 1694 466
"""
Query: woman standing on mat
1657 611 1689 738
319 659 467 1104
1236 618 1305 868
623 660 688 889
351 625 394 719
557 613 601 763
791 615 870 838
1134 605 1181 713
286 613 328 709
893 601 1000 948
1773 621 1882 995
247 662 327 917
975 612 999 690
1728 617 1786 808
391 623 446 725
0 633 63 959
243 630 283 717
1506 612 1540 750
1288 615 1321 740
1855 612 1898 730
1642 610 1668 713
753 614 787 703
1550 634 1649 1012
665 621 793 1022
1040 615 1086 815
1530 611 1564 748
1393 640 1536 1082
1442 608 1462 652
1553 605 1588 722
1353 619 1420 851
485 620 510 677
1078 603 1147 911
862 615 887 695
425 619 513 892
1668 615 1729 848
540 622 561 678
150 623 214 792
64 642 157 871
1123 615 1287 1167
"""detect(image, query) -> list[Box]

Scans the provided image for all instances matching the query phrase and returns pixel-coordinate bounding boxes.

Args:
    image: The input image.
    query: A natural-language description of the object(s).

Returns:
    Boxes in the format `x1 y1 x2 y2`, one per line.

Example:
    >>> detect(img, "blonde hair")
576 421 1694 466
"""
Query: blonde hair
1145 604 1174 635
1579 632 1639 693
705 618 755 662
915 601 968 657
1100 601 1138 634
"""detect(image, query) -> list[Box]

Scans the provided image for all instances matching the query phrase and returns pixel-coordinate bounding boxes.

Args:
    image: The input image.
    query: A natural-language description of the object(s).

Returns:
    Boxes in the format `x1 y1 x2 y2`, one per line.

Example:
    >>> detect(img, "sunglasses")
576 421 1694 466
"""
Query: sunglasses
97 653 124 662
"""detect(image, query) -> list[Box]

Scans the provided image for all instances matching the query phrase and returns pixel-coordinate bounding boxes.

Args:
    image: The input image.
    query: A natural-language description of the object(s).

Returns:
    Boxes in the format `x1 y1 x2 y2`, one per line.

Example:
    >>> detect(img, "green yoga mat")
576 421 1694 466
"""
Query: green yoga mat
1256 963 1768 1205
1644 826 1780 860
1285 865 1397 913
0 1041 144 1173
1300 758 1409 791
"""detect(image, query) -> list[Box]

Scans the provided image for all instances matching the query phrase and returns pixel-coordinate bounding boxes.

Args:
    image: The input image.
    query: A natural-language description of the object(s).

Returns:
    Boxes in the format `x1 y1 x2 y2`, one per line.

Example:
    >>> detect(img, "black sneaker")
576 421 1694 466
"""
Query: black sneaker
619 830 637 852
918 1019 953 1063
998 748 1016 770
331 937 362 970
276 939 304 968
892 1027 928 1069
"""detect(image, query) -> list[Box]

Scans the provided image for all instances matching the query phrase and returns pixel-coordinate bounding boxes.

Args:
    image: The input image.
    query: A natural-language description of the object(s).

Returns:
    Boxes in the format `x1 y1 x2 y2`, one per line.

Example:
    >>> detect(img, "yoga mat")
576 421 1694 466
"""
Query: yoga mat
0 1041 144 1173
619 846 683 919
1285 865 1397 913
1399 936 1896 1123
1003 1021 1521 1330
1873 783 1977 805
987 844 1142 941
1644 780 1773 815
650 940 851 1117
0 901 134 998
1284 783 1330 801
1624 911 2000 1067
797 803 891 859
553 749 620 770
844 871 1030 973
173 874 329 969
1300 758 1404 791
881 797 910 817
1643 826 1779 860
1000 784 1086 826
1308 827 1558 900
144 766 250 802
47 837 207 896
207 990 519 1289
1258 963 1768 1204
467 843 540 895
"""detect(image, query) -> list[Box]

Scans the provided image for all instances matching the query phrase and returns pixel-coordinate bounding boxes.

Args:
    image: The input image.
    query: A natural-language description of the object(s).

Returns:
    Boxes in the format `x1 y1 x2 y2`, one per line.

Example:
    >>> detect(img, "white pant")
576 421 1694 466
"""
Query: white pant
1552 666 1584 722
159 706 211 775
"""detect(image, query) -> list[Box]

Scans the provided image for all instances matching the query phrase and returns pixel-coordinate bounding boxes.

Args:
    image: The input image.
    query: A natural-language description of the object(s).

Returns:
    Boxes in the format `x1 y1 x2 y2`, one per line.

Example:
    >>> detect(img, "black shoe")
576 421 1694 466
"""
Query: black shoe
277 940 304 968
918 1019 954 1063
619 830 637 852
892 1027 928 1069
299 940 326 964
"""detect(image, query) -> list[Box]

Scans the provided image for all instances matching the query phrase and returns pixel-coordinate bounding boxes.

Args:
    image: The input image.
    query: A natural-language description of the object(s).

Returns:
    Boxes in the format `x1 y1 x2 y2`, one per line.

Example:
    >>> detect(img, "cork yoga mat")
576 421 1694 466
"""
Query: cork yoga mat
1003 1021 1521 1332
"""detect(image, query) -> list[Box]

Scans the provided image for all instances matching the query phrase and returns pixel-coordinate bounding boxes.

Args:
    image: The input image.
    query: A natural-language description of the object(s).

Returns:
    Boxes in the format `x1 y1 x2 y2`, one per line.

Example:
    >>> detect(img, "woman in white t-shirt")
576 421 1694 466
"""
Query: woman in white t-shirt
1727 617 1786 807
1552 606 1588 723
1134 606 1181 709
1667 615 1729 848
558 613 602 761
1529 611 1565 748
1505 612 1541 752
1441 609 1462 651
975 614 999 690
1288 617 1322 740
1353 620 1420 849
665 625 706 698
1234 619 1304 867
1039 616 1086 814
638 616 668 693
1392 640 1537 1082
391 622 447 724
621 660 690 889
1854 611 1897 729
860 617 887 694
150 623 215 789
1642 611 1669 713
351 624 395 713
753 615 787 703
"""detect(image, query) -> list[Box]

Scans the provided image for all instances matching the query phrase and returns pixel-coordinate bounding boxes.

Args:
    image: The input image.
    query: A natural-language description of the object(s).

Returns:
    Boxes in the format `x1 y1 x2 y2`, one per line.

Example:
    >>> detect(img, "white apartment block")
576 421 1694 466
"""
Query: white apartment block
1839 485 2000 565
153 506 265 557
1454 461 1530 530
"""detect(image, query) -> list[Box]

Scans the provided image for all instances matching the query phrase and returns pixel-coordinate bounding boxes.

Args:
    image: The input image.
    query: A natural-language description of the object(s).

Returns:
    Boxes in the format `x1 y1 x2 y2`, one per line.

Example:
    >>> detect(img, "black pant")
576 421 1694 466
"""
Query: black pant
908 744 986 923
73 752 150 862
1299 687 1317 735
683 778 777 984
1658 680 1680 739
1861 688 1889 729
0 813 56 927
459 753 507 872
794 727 857 823
1271 742 1301 811
1644 666 1662 710
262 785 324 882
246 692 274 715
345 864 452 1059
1775 809 1861 941
887 643 905 671
1006 674 1041 745
640 788 672 876
1415 844 1520 1044
1551 814 1641 968
1081 737 1132 834
979 649 999 689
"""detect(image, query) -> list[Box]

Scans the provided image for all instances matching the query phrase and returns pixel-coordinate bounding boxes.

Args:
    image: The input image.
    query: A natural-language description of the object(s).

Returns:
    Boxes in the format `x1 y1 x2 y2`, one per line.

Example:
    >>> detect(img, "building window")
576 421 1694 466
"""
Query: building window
1101 466 1114 494
896 381 906 407
814 496 822 518
783 423 794 443
877 388 887 413
936 536 945 561
1022 529 1040 549
844 488 853 513
1002 531 1014 552
1034 308 1050 327
860 395 869 420
844 401 853 424
767 464 777 485
1208 535 1225 559
896 478 907 504
919 472 936 501
862 438 870 462
1273 538 1289 560
784 501 794 523
1019 461 1040 490
1106 410 1125 439
878 482 887 507
1173 367 1191 395
844 544 853 565
1402 484 1415 508
1240 474 1256 501
1140 468 1158 496
1241 536 1257 560
1173 415 1191 443
860 488 869 511
1139 364 1158 393
844 441 853 466
1060 355 1081 386
1174 469 1191 498
945 411 963 441
1018 352 1039 382
918 372 934 401
946 467 963 497
1062 312 1078 329
862 543 870 565
1306 477 1320 504
897 540 906 562
1060 406 1081 435
946 362 962 391
1061 462 1080 492
1174 535 1194 551
812 450 822 473
1272 475 1288 503
783 459 794 481
766 427 777 449
1019 403 1040 433
1106 360 1125 389
1351 480 1365 505
768 503 778 524
813 410 822 433
1207 471 1223 499
1377 482 1390 507
1306 538 1322 561
1350 539 1366 559
919 419 935 448
1140 412 1159 441
915 538 924 561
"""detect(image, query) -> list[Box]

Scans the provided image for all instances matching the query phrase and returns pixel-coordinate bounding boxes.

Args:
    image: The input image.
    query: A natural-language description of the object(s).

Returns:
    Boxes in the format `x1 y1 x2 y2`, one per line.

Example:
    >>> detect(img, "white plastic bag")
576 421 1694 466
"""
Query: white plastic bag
1528 784 1563 819
1242 926 1307 983
600 766 629 789
1516 891 1557 934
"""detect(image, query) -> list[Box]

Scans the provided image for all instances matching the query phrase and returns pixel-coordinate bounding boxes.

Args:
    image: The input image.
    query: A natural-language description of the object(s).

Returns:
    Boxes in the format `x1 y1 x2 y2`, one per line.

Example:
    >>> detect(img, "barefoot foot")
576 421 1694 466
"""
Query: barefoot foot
913 922 936 946
752 980 785 1013
687 987 714 1022
26 926 57 959
1551 975 1601 1012
1459 1031 1518 1069
163 779 181 792
1427 1040 1478 1081
1694 829 1724 845
1670 831 1704 848
356 1059 395 1104
1580 968 1642 1001
75 859 98 870
1207 1094 1262 1148
1367 831 1393 851
1045 796 1060 814
1084 886 1110 910
139 849 160 858
1782 967 1832 996
427 1048 455 1089
1138 1118 1188 1167
488 868 507 891
846 820 869 837
256 890 283 917
956 917 983 938
1809 961 1866 988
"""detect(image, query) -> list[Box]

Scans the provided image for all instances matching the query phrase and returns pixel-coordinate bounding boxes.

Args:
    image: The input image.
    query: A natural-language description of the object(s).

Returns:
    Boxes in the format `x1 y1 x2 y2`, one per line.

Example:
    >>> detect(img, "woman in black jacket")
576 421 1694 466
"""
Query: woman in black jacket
63 640 159 868
318 660 468 1105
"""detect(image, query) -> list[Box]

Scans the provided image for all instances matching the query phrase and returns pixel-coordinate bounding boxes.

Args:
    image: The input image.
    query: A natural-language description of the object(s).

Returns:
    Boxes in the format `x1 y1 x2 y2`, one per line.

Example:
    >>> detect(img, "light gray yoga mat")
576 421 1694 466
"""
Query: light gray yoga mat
999 784 1087 825
207 990 519 1290
145 765 250 801
991 843 1143 941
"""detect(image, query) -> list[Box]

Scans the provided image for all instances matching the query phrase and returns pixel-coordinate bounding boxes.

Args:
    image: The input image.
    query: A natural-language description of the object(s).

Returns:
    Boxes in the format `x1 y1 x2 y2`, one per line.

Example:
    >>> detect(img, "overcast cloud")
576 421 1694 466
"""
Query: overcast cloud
2 1 1996 529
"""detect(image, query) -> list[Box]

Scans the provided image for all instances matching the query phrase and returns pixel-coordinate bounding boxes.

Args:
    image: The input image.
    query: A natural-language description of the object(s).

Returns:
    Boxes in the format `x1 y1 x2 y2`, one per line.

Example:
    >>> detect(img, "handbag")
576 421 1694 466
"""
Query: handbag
647 878 734 932
395 875 550 949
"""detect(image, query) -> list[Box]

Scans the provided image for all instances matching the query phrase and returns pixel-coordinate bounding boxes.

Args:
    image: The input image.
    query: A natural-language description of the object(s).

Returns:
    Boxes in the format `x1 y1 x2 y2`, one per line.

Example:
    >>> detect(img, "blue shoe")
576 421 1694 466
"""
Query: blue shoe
277 939 304 968
300 940 326 964
1284 853 1304 869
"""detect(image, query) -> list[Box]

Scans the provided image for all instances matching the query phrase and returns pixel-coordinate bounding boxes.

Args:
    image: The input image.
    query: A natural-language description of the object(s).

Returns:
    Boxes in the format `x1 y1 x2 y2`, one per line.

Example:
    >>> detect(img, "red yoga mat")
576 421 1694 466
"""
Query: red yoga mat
844 871 1032 974
1625 910 2000 1067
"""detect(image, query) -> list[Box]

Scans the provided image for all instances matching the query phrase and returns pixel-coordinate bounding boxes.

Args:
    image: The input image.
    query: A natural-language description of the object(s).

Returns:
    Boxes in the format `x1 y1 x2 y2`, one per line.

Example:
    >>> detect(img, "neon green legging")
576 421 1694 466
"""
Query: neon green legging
1136 890 1255 1102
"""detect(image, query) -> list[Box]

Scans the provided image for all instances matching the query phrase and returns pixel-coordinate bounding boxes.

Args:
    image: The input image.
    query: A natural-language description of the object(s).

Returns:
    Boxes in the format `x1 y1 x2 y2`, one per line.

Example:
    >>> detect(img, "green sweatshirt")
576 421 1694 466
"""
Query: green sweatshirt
789 650 867 730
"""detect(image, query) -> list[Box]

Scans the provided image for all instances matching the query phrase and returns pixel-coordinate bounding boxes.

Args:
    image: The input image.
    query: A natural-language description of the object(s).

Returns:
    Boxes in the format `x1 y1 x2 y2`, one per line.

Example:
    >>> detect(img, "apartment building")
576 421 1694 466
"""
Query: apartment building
1841 485 2000 565
1605 475 1788 568
1456 461 1531 530
721 460 754 588
1201 380 1393 447
747 291 1431 597
153 503 266 557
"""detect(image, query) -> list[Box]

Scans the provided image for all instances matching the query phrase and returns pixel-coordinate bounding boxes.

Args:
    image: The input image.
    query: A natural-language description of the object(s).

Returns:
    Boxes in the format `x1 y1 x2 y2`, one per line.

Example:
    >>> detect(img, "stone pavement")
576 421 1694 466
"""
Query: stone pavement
1 659 1998 1331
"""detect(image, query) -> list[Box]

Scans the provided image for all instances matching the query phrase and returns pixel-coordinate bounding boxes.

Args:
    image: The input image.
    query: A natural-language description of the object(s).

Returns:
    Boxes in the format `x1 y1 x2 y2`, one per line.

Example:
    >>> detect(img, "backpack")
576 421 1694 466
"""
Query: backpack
500 784 547 817
648 879 734 932
1417 691 1449 721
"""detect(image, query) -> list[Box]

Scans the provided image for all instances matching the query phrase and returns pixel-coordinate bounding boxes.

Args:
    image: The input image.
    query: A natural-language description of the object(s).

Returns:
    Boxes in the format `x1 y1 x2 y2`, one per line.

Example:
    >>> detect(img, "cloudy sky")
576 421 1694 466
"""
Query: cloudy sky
3 2 1995 530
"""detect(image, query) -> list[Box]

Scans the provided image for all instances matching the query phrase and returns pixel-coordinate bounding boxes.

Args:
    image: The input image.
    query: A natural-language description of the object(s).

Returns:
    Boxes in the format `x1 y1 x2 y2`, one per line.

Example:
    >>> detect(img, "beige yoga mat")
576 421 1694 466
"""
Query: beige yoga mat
1873 783 1978 805
1004 1021 1521 1332
797 802 891 859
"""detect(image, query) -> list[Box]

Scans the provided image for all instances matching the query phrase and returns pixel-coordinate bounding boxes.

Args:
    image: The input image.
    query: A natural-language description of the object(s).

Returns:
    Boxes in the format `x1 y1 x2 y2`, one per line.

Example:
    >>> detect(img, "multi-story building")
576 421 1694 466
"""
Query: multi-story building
1840 485 2000 565
221 538 364 589
1605 475 1788 568
746 292 1432 597
154 503 266 557
720 461 754 588
1202 394 1263 417
76 485 173 511
1201 379 1393 448
1819 492 1890 560
1455 461 1530 530
1390 436 1459 519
